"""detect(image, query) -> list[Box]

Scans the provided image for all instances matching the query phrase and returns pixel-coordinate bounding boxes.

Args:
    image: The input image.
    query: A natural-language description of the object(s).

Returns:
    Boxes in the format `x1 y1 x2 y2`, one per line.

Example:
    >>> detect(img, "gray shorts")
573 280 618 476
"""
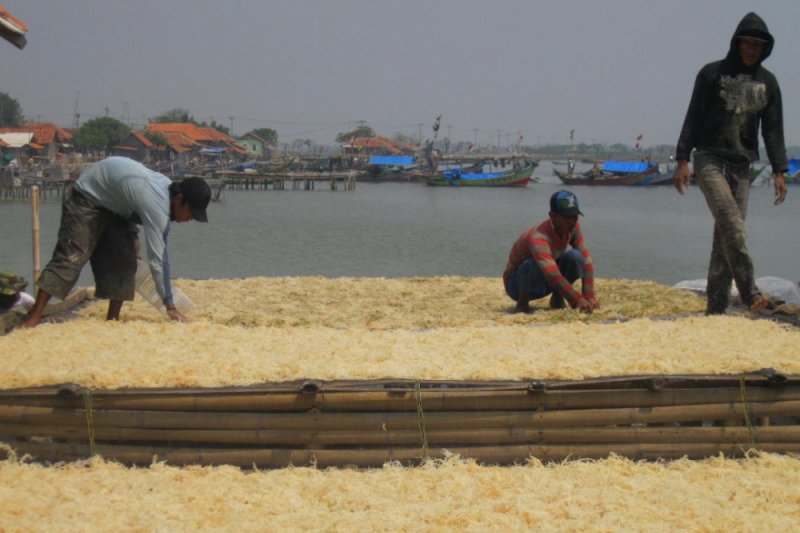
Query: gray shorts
38 186 138 301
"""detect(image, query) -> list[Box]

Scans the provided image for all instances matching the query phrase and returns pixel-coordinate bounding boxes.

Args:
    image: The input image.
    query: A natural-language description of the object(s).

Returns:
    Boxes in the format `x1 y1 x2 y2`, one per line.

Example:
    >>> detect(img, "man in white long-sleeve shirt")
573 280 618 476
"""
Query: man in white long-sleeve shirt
23 157 210 328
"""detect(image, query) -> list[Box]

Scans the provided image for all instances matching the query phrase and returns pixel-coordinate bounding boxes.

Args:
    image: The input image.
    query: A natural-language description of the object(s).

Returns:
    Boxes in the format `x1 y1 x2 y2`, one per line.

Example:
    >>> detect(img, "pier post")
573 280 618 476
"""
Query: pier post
31 186 41 292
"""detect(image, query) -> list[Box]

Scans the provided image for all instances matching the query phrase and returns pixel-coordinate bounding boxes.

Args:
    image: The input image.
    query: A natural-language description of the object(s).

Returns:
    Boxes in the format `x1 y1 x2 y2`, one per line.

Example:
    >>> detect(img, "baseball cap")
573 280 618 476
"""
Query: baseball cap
737 30 770 43
550 190 583 217
0 272 27 296
179 177 211 223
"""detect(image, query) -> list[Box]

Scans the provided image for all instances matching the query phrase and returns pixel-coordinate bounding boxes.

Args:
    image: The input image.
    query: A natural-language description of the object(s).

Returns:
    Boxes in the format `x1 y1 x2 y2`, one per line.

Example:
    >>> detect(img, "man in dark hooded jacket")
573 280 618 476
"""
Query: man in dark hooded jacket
673 12 788 315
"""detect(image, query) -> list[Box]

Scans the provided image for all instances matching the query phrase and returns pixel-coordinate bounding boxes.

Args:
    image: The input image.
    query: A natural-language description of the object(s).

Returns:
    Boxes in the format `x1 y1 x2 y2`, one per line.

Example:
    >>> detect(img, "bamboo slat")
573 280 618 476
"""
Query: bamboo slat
2 423 799 447
4 440 800 468
4 373 797 399
1 386 798 412
1 400 798 431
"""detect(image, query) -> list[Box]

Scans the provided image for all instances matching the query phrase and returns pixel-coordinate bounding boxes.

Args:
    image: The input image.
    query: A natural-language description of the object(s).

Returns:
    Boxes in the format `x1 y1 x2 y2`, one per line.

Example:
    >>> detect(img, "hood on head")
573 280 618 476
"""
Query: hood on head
728 12 774 65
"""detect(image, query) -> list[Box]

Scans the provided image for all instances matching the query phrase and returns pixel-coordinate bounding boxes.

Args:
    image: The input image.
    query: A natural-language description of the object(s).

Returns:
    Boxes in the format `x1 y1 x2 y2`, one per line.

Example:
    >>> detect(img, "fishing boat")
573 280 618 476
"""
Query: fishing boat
365 155 420 182
635 167 673 186
424 162 537 187
555 160 659 186
787 159 800 184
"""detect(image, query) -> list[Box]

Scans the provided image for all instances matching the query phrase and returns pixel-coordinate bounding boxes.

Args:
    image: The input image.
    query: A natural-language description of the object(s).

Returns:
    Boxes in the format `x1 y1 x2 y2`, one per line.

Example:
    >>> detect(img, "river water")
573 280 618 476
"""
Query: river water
1 162 798 289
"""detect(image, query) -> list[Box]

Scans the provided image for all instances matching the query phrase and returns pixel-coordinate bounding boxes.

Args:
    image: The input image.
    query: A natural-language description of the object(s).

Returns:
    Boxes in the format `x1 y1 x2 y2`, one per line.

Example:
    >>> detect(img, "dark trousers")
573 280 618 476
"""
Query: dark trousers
38 187 137 301
505 249 584 302
694 151 759 313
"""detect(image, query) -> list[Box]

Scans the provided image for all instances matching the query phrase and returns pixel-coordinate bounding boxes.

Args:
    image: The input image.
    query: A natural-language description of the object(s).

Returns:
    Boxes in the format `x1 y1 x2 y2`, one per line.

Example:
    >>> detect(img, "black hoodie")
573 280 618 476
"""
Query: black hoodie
675 12 788 173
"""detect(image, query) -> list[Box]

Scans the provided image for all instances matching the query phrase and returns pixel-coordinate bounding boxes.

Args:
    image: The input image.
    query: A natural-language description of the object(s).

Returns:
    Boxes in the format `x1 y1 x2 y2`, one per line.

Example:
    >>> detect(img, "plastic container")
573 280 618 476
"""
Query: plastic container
135 258 194 315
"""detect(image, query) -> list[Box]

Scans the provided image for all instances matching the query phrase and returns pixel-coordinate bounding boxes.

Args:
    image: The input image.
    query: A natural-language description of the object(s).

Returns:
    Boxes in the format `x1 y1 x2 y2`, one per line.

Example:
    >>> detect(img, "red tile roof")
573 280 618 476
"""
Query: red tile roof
147 123 214 142
200 127 234 143
203 127 249 154
0 4 27 49
160 132 200 154
131 131 155 149
0 4 28 32
146 123 248 154
349 136 401 154
0 123 72 145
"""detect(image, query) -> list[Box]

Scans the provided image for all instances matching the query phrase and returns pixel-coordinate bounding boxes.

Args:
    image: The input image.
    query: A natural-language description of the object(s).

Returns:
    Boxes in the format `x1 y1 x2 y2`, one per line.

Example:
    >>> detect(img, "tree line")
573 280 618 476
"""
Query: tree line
0 95 279 153
4 92 800 158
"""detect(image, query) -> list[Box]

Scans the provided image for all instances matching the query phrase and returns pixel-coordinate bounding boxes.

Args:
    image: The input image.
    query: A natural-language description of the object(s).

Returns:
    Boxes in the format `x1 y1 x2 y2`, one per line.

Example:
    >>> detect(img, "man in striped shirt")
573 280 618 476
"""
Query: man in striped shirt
503 190 598 314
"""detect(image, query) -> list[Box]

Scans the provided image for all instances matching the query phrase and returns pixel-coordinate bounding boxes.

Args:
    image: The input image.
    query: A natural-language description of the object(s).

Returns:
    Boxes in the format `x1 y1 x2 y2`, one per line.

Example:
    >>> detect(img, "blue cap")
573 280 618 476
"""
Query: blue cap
550 190 583 217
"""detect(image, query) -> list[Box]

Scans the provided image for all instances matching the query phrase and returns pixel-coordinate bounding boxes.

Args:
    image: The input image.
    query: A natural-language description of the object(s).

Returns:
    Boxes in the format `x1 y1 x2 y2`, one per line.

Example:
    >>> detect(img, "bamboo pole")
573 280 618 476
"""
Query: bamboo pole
3 373 794 400
31 185 40 293
2 423 799 447
4 440 800 468
1 400 798 431
2 386 798 413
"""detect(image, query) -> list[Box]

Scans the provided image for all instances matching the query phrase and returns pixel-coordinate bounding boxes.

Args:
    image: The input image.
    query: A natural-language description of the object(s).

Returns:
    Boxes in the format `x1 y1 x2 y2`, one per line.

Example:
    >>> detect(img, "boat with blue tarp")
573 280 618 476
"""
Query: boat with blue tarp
554 160 661 186
424 162 537 187
787 159 800 184
366 155 419 181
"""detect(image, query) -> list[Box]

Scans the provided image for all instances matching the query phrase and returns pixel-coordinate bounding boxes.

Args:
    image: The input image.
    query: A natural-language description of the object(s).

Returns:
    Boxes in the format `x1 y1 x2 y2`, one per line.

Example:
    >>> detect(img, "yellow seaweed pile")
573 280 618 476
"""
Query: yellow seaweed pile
1 449 798 531
4 276 799 390
2 314 799 389
2 276 799 531
75 276 706 328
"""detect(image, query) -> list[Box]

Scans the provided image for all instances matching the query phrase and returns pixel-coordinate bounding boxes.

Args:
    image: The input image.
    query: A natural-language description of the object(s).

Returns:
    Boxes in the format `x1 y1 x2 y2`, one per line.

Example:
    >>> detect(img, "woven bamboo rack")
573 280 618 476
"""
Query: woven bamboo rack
1 372 798 469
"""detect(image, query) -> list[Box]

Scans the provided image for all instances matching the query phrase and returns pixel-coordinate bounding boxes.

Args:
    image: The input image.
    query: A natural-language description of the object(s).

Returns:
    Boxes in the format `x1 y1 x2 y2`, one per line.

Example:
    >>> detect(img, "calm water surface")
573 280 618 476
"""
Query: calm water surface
1 163 798 289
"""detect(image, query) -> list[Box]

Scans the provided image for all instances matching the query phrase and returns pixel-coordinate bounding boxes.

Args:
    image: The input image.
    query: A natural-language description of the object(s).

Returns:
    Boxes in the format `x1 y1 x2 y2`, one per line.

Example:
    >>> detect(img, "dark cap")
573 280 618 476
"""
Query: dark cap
550 190 583 217
738 31 770 44
179 177 211 223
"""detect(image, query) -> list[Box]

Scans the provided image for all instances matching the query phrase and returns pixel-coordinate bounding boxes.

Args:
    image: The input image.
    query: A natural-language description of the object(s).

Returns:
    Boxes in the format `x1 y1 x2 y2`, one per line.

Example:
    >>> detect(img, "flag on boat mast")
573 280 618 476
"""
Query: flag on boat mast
432 115 442 141
635 134 644 150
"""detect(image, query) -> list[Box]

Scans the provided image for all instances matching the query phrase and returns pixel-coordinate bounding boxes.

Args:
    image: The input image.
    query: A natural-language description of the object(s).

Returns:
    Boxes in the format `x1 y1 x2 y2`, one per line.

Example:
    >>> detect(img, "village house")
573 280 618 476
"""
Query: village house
113 131 157 162
342 136 416 156
0 122 73 163
146 123 247 156
137 123 248 173
237 131 273 160
157 131 201 161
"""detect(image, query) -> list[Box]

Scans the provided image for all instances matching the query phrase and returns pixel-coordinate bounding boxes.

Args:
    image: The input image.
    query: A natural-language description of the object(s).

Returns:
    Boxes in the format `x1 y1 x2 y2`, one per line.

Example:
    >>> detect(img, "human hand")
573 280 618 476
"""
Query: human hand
575 298 595 314
773 173 787 205
673 160 692 195
166 306 188 323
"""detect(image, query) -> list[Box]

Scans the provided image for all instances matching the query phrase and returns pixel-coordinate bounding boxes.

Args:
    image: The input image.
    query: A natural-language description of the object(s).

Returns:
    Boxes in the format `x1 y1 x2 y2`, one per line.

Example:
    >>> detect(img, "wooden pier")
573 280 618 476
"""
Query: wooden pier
1 168 360 205
212 170 361 192
0 171 70 200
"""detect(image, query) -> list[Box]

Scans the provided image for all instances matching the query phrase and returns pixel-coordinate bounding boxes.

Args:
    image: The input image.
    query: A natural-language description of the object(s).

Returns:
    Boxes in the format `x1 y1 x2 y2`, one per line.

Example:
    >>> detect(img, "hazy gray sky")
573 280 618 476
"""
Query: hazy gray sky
3 0 799 147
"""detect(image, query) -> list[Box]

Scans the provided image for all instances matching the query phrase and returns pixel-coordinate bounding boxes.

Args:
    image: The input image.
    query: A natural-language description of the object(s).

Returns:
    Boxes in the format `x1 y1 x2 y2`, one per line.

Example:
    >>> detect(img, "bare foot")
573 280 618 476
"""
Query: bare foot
19 313 43 328
749 295 769 313
513 302 532 314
